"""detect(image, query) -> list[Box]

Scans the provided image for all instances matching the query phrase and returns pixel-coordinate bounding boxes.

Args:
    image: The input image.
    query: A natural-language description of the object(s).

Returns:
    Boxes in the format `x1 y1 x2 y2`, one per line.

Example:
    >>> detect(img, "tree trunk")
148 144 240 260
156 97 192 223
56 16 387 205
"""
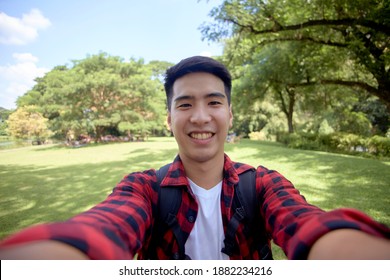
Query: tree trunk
278 87 296 133
95 126 104 142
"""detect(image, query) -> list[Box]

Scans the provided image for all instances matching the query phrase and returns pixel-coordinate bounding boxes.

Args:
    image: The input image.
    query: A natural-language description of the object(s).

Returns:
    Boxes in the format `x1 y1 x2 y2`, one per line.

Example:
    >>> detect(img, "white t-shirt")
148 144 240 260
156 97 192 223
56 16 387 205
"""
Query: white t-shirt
185 178 230 260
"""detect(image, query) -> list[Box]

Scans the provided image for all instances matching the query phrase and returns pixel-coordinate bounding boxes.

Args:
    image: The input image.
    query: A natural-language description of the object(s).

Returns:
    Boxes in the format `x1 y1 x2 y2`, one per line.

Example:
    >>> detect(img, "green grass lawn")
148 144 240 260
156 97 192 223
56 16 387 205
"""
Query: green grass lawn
0 137 389 259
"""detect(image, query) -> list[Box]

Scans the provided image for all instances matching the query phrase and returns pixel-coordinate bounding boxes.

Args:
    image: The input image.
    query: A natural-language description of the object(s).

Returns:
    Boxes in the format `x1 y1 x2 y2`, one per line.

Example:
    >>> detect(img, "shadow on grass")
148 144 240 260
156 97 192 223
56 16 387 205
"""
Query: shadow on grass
0 147 178 239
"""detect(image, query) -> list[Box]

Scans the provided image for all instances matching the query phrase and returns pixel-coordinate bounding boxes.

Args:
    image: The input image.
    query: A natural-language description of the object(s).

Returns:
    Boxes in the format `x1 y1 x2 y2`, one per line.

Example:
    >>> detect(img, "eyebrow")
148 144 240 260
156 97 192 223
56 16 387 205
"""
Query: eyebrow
173 92 226 103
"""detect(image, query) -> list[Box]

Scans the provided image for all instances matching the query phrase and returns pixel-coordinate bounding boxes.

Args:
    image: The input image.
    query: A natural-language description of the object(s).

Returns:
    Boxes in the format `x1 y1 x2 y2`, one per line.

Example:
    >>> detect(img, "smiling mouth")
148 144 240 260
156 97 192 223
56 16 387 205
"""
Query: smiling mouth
189 132 214 140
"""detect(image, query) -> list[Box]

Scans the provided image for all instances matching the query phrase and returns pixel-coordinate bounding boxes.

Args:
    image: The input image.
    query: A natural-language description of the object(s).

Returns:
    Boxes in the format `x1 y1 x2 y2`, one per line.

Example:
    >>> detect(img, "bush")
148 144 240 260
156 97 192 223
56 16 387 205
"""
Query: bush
249 130 277 141
275 131 390 158
276 132 320 150
248 131 265 141
330 133 366 152
367 135 390 157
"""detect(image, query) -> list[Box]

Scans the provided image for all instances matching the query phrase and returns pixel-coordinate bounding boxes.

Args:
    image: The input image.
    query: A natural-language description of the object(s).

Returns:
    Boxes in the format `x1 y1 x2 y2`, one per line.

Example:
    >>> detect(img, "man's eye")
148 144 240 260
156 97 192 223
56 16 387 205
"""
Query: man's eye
209 101 222 106
178 103 191 108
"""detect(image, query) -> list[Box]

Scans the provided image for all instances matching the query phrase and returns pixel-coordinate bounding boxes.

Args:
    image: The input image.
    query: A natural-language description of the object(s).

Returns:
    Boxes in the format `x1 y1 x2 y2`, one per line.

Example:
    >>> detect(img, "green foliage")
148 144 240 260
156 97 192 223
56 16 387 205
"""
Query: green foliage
353 95 390 135
338 111 372 136
367 135 390 157
231 42 304 134
276 131 390 158
329 133 366 152
318 119 335 135
204 0 389 80
277 132 320 151
202 0 390 136
0 108 12 136
15 53 169 141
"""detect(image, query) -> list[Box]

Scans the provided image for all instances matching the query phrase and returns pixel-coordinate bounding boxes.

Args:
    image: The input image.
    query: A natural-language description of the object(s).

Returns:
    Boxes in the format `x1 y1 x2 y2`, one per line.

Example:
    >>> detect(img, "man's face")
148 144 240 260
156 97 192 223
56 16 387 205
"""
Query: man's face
167 72 233 164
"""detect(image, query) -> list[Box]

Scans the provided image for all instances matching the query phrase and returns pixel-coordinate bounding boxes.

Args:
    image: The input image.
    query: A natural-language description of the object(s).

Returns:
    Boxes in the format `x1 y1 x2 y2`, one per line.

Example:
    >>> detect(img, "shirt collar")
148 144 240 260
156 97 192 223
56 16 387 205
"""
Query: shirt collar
160 154 254 188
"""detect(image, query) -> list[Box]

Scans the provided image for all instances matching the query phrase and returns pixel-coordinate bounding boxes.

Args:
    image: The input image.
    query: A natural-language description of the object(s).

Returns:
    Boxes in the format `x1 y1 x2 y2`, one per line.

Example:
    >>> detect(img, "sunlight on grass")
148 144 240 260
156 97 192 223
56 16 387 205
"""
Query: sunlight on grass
0 137 389 260
0 138 178 168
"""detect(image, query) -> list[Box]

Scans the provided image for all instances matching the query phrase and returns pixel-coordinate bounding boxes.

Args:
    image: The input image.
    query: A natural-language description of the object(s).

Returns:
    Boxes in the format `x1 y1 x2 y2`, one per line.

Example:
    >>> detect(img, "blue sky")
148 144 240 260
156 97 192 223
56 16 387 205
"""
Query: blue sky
0 0 224 109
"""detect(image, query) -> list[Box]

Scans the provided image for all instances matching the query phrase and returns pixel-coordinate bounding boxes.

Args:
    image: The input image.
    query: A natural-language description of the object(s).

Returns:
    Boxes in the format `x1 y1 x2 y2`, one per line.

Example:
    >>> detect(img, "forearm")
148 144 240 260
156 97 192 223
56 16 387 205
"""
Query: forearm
308 229 390 259
0 240 89 260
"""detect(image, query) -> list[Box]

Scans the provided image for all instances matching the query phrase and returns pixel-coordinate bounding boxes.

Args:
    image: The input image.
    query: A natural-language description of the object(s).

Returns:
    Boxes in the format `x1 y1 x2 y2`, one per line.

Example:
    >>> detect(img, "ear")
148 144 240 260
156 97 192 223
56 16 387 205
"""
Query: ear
229 104 233 129
167 112 172 131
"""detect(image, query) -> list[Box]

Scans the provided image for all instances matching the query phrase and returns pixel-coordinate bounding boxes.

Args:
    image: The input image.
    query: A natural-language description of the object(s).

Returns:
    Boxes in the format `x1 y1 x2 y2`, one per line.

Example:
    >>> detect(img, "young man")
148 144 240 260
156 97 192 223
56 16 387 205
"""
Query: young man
0 56 389 260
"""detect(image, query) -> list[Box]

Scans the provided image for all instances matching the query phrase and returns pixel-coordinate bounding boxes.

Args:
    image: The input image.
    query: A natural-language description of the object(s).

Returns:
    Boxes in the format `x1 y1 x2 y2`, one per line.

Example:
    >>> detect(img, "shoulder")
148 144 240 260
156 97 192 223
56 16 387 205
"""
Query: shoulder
224 153 255 176
228 158 273 178
116 168 157 191
232 161 255 175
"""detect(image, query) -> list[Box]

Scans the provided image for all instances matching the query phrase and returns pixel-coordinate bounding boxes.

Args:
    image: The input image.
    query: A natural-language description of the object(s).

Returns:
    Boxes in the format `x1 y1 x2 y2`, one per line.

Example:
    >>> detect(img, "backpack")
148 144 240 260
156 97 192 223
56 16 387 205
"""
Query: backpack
145 163 272 260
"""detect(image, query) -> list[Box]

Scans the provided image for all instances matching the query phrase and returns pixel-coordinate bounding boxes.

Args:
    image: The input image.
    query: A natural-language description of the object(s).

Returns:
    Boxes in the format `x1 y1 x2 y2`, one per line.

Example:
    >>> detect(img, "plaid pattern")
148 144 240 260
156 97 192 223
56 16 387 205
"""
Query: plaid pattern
1 154 389 259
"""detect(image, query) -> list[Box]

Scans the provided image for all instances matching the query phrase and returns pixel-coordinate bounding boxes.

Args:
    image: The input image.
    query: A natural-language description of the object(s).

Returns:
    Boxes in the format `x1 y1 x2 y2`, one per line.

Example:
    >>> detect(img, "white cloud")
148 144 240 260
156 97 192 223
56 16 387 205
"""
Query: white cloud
0 53 48 109
13 53 39 63
0 9 51 45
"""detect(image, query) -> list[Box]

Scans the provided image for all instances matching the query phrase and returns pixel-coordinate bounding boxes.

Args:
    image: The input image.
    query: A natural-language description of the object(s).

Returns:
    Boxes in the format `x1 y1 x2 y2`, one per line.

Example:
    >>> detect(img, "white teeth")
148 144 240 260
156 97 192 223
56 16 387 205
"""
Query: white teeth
190 133 213 140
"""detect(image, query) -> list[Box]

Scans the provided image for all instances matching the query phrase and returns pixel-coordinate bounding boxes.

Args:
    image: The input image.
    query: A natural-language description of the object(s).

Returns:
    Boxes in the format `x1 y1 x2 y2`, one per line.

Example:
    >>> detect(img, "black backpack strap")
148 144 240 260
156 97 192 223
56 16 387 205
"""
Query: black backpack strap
222 169 273 260
221 189 246 255
147 163 188 259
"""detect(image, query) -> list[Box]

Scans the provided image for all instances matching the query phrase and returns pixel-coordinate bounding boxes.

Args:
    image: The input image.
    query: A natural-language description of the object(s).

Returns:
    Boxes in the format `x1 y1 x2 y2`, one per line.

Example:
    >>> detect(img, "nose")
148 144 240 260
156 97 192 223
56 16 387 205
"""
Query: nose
190 105 211 125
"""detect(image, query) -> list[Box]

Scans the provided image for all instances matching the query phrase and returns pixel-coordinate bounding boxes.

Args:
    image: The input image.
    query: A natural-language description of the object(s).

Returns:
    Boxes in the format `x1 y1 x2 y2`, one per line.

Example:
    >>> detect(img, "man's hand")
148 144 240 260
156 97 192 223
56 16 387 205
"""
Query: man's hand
308 229 390 259
0 241 89 260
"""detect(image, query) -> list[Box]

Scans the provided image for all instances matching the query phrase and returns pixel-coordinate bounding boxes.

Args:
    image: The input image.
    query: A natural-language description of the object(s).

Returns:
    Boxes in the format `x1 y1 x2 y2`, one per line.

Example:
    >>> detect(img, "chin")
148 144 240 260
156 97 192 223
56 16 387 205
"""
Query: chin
185 149 223 164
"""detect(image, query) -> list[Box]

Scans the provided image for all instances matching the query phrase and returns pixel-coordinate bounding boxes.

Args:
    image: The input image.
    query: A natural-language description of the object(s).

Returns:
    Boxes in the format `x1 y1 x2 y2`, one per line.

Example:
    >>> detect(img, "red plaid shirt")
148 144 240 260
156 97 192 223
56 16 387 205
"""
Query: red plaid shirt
1 154 389 259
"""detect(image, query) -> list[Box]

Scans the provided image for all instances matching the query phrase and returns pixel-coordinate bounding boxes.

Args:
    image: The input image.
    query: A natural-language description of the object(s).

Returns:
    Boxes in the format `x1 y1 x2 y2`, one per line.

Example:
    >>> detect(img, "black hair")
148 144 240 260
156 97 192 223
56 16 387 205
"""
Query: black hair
164 56 232 111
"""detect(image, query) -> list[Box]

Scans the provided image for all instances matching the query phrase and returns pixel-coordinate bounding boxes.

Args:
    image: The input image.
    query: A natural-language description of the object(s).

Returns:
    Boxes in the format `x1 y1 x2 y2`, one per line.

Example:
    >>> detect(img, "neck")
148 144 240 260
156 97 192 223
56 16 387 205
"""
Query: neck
181 155 225 190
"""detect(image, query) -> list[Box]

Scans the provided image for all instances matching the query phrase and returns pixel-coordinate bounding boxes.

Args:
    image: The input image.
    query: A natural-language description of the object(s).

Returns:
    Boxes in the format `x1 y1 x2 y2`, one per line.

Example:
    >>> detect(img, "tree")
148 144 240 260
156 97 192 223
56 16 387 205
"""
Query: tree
16 65 70 139
231 41 335 133
0 108 12 136
201 0 390 111
7 106 52 143
147 60 174 83
16 53 169 141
